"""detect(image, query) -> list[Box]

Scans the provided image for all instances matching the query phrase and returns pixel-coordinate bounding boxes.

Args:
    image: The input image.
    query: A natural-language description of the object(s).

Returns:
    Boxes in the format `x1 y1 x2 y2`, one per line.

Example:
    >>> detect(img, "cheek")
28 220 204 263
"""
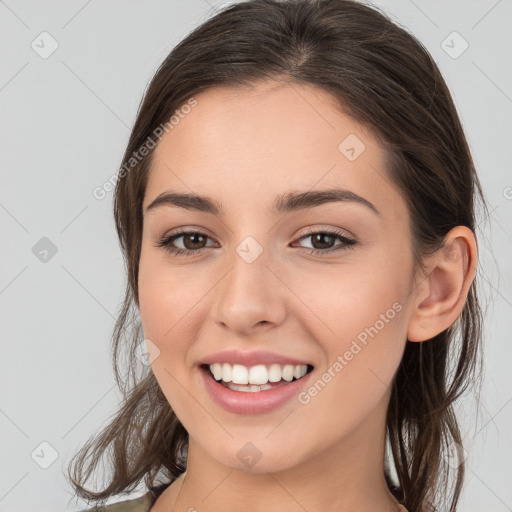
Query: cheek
288 252 410 416
295 295 407 444
138 245 204 344
137 270 195 417
137 252 215 394
287 254 410 346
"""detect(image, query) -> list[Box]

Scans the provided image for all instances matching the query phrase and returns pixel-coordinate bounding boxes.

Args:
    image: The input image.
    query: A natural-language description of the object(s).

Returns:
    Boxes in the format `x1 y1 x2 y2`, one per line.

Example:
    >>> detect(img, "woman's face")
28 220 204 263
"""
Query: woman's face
138 80 416 473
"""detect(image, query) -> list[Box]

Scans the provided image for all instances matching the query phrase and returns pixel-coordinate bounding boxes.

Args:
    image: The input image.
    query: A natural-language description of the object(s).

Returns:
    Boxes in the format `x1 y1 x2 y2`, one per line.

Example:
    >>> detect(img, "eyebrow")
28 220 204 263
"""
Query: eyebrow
145 188 380 216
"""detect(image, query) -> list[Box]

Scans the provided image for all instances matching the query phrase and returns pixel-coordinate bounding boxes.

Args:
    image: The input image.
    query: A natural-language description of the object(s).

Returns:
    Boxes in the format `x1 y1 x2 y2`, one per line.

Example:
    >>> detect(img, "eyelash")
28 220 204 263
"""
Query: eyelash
155 227 357 257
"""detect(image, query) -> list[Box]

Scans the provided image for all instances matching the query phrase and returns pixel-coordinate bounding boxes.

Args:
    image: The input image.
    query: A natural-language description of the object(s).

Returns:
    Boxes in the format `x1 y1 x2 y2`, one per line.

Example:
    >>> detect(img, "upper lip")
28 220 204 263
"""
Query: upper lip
198 349 313 368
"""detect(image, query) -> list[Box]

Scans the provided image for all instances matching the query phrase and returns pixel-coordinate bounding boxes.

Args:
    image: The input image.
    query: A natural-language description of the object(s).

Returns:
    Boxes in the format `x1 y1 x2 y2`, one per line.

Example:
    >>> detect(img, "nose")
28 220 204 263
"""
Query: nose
211 246 288 335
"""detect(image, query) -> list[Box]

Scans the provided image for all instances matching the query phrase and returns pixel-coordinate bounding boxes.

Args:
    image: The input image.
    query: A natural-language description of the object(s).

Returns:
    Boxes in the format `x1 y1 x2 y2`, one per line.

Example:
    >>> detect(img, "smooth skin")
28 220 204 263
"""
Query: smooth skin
138 80 477 512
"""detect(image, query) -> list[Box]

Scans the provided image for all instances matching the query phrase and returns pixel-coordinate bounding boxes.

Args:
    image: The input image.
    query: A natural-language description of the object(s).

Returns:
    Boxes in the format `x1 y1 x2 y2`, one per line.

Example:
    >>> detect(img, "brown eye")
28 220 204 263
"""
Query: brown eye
155 229 217 257
309 233 337 250
295 229 357 255
180 233 208 250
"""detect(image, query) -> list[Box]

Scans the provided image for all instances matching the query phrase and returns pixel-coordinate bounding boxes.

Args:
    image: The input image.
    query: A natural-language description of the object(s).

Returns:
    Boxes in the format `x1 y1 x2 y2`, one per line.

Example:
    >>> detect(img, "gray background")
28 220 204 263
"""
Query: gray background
0 1 510 511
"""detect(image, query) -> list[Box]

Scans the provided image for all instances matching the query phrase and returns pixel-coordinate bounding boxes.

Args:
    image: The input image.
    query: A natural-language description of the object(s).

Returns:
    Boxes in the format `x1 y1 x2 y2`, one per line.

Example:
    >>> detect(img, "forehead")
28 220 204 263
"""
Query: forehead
143 80 402 220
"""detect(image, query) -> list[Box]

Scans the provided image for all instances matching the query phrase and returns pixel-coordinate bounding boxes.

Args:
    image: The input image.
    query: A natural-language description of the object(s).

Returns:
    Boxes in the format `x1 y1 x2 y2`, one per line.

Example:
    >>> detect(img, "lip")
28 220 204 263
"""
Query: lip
199 364 313 415
198 349 312 367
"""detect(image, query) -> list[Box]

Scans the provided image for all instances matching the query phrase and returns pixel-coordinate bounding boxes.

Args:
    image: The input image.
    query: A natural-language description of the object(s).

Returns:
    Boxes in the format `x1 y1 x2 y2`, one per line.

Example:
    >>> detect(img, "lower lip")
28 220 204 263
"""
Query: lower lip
199 366 313 415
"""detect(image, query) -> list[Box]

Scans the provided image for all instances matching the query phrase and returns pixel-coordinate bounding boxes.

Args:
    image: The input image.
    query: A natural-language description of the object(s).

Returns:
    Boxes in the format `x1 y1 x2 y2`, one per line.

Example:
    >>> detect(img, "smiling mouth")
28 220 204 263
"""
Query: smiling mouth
201 363 314 392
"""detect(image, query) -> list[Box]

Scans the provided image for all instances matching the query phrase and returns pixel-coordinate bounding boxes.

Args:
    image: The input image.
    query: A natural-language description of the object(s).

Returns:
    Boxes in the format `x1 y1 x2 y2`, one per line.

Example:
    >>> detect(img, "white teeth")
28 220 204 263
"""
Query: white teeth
211 363 223 380
293 364 303 379
232 364 249 384
268 363 282 382
248 364 268 385
222 362 232 382
227 382 273 392
281 365 294 382
208 362 309 385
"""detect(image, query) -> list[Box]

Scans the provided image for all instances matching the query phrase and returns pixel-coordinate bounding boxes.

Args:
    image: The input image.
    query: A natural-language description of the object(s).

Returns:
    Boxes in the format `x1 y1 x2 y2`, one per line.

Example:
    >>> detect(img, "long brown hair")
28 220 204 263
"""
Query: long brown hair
66 1 487 511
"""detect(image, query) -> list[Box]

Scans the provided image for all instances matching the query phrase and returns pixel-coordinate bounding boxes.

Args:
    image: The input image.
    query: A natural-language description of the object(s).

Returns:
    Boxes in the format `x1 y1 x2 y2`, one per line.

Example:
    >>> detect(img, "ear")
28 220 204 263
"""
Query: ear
407 226 478 342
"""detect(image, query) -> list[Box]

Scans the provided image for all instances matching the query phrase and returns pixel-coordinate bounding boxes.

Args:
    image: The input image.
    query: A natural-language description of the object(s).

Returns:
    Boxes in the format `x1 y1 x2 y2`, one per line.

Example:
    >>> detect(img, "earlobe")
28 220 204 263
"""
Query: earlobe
407 226 477 342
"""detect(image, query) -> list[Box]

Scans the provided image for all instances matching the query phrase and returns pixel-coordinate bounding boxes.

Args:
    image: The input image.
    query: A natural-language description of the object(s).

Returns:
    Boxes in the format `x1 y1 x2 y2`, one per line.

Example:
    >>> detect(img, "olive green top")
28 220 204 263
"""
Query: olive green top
78 484 168 512
93 492 151 512
78 485 409 512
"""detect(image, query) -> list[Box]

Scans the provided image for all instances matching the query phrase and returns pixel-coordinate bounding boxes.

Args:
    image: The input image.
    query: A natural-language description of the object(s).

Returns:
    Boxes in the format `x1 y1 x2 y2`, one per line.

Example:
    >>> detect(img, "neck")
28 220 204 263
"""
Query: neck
170 395 400 512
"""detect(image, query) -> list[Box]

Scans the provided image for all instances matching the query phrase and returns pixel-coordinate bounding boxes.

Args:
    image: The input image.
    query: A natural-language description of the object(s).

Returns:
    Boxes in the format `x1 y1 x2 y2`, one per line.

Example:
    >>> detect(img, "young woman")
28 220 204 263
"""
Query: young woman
68 1 486 511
